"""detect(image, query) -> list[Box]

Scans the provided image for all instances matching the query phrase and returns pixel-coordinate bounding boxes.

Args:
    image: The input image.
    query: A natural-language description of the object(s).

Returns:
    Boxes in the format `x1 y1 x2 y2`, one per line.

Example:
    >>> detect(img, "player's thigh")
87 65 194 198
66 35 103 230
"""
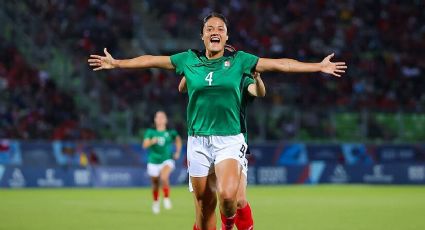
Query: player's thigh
191 174 217 229
191 174 217 205
215 159 241 199
160 159 175 180
213 134 247 197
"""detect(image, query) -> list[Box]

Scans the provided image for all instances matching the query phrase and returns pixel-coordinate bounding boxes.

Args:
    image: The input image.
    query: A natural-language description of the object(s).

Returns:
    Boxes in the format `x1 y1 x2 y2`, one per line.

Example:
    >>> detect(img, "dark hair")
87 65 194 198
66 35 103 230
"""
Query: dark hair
200 12 229 35
225 44 236 52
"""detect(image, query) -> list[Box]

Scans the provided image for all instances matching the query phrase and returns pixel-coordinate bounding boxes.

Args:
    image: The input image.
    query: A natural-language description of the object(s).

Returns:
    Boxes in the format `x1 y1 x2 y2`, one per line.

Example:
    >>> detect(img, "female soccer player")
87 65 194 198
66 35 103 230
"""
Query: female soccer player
142 111 182 214
179 45 263 230
180 70 264 230
88 12 346 229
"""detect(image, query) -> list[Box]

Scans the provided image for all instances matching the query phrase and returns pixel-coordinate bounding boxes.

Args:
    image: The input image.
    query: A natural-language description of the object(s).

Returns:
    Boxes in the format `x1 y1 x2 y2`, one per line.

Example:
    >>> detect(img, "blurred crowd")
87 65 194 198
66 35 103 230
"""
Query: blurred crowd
151 0 425 111
0 39 95 140
1 0 424 141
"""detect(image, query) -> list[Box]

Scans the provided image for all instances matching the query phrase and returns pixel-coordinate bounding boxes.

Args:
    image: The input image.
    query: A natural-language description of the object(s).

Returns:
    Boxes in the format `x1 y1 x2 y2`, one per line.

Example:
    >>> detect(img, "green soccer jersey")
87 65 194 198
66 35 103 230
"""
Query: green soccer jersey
143 128 178 164
170 50 259 136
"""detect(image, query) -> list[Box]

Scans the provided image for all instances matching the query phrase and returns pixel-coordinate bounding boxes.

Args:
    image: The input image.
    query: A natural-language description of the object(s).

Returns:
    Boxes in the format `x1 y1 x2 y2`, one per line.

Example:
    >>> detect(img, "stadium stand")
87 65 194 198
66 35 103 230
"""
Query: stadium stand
0 0 424 142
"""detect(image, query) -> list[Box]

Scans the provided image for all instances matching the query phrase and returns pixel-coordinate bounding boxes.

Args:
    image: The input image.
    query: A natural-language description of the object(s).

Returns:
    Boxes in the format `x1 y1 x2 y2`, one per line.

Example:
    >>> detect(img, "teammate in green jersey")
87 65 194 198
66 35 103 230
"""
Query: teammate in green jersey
88 12 347 230
142 111 182 214
179 69 264 230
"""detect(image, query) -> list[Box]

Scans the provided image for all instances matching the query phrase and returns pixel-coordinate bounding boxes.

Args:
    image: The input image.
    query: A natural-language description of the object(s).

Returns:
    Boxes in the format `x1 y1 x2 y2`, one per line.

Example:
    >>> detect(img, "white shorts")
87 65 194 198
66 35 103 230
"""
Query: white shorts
147 159 175 177
187 134 248 178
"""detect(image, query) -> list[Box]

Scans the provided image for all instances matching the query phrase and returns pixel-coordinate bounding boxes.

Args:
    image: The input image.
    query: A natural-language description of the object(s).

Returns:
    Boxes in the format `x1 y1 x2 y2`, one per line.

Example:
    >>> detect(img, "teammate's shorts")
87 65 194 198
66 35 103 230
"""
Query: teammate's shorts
147 159 175 177
187 133 248 178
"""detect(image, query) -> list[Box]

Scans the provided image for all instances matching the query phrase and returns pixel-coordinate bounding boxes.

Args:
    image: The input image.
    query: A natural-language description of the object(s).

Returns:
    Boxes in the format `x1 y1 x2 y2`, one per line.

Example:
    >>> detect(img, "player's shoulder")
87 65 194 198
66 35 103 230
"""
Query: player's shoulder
145 128 155 133
171 49 196 59
174 49 204 62
235 50 257 58
168 129 178 134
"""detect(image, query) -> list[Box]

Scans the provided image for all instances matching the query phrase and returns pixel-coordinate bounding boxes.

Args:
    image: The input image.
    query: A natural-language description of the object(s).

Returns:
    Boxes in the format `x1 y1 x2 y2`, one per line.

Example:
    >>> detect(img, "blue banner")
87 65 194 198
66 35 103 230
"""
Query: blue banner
1 164 424 188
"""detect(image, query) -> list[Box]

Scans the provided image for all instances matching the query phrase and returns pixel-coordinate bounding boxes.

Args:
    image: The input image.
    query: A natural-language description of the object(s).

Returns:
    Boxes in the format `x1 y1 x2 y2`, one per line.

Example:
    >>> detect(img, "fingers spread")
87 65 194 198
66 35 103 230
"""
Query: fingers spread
93 66 104 71
88 59 100 63
104 48 110 56
90 55 103 59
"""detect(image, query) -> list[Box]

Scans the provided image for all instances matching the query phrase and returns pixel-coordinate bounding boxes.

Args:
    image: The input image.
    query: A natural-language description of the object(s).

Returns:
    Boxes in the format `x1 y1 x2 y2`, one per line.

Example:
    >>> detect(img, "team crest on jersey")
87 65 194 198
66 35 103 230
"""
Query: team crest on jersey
224 61 231 68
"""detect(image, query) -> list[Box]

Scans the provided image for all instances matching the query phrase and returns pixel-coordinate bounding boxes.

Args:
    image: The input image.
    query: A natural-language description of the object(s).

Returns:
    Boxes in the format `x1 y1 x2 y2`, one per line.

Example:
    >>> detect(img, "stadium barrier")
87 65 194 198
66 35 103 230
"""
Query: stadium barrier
0 141 424 188
1 163 424 188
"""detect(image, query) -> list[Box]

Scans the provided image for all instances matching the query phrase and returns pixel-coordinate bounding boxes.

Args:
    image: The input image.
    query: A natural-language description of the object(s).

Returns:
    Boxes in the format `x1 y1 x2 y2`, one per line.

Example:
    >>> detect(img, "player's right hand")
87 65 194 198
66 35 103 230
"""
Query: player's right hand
88 48 116 71
252 72 261 79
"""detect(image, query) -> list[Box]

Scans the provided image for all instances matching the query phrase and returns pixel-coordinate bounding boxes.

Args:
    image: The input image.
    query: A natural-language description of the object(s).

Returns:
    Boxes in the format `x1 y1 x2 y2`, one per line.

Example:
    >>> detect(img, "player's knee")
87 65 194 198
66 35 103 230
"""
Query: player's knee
160 177 169 185
237 198 248 209
218 188 237 202
197 197 217 213
220 197 237 216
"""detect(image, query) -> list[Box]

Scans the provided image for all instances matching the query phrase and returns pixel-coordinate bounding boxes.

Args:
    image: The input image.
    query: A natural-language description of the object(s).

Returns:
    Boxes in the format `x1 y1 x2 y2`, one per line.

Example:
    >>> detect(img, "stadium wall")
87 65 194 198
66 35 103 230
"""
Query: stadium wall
0 141 424 188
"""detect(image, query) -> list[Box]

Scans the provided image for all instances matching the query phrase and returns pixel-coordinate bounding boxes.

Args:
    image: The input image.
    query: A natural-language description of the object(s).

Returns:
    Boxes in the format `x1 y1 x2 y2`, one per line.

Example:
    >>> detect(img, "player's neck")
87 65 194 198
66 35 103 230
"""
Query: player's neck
156 125 166 131
205 49 224 59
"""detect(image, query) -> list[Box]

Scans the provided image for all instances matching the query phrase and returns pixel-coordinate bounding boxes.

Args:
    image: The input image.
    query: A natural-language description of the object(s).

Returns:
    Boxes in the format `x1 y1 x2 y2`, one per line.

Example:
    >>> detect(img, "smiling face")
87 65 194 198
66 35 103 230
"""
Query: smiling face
201 17 229 57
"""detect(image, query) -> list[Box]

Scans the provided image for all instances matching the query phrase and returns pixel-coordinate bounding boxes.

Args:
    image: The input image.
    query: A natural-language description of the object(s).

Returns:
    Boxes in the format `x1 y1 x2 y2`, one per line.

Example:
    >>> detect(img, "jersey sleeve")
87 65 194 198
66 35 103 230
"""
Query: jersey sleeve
170 51 190 75
242 76 256 103
143 129 153 140
243 76 255 91
237 51 259 74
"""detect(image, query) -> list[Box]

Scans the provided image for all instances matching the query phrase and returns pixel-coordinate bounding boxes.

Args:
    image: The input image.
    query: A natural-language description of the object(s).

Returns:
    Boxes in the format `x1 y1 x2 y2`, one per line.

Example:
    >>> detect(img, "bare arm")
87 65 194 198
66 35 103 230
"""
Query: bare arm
142 138 158 149
247 72 266 97
178 77 187 93
255 53 347 77
88 48 175 71
173 135 182 160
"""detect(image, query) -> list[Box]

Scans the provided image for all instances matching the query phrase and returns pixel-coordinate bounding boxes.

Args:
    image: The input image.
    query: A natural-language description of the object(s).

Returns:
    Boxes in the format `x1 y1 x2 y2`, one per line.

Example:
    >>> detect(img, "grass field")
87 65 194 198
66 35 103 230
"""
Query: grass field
1 185 425 230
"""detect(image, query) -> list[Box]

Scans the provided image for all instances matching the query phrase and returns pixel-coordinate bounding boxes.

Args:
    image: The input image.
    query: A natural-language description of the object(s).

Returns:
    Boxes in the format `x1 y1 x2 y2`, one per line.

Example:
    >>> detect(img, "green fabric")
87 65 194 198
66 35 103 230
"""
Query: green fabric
170 50 259 136
143 128 178 164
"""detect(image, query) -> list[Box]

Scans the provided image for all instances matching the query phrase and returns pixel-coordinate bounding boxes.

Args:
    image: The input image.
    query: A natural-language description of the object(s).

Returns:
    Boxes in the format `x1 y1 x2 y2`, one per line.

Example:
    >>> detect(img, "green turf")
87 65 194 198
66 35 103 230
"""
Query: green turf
1 185 424 230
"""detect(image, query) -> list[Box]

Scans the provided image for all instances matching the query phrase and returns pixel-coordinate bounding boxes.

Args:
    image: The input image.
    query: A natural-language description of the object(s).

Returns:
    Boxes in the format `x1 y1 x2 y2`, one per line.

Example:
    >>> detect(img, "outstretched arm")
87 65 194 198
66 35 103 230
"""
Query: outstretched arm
88 48 175 71
255 53 347 77
247 72 266 97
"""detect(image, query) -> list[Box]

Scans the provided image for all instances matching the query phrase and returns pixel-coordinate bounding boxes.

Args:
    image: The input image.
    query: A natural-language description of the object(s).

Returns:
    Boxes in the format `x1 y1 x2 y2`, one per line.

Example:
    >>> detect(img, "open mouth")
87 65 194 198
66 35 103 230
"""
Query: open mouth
210 36 220 44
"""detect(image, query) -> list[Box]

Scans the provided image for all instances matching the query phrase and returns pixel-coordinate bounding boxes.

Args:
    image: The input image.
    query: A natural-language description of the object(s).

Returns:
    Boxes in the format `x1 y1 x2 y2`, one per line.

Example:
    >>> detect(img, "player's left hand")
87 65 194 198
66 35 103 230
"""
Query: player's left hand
88 48 116 71
320 53 347 77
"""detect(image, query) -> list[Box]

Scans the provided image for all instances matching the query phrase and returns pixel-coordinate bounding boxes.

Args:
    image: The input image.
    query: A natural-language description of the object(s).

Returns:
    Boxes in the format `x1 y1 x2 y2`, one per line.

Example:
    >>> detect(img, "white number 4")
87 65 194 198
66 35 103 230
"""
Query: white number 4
205 72 214 86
